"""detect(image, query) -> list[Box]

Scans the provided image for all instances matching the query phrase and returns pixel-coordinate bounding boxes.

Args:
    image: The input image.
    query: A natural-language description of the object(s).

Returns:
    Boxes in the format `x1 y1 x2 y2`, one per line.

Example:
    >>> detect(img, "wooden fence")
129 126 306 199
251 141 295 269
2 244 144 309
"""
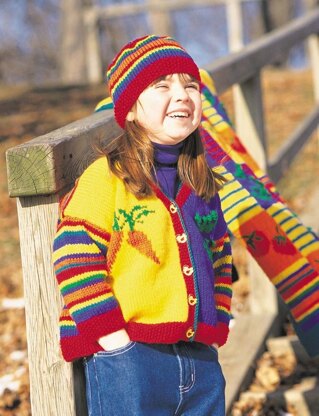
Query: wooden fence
63 0 298 85
5 9 319 416
81 0 263 84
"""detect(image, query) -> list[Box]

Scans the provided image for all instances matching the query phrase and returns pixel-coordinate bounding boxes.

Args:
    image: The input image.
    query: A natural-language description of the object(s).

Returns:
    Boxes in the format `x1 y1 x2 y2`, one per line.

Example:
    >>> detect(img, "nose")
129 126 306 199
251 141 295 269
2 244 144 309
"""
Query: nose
173 83 189 102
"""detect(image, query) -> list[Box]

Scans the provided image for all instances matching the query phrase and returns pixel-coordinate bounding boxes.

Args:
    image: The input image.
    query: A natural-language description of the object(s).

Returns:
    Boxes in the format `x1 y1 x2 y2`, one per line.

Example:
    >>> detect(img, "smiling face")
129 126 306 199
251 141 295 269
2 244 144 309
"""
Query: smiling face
126 73 202 145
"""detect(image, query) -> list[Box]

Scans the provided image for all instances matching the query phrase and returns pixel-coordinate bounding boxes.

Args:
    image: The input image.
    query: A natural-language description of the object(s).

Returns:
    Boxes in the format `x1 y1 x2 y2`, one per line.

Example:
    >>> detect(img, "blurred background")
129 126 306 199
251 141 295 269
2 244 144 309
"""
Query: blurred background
0 0 313 87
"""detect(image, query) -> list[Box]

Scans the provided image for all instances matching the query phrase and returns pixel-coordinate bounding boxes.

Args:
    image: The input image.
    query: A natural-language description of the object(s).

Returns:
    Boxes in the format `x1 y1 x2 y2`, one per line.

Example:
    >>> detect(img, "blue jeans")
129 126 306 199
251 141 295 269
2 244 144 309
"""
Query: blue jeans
83 341 225 416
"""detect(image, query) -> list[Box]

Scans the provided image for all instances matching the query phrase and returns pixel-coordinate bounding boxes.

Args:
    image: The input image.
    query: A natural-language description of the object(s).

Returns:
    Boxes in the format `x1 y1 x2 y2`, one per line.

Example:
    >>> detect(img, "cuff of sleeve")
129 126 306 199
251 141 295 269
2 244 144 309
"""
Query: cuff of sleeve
77 307 127 342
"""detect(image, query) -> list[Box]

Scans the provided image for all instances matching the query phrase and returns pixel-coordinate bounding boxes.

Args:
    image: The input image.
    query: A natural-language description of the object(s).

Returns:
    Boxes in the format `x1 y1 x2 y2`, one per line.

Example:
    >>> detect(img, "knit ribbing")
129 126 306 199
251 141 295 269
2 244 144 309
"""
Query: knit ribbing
153 141 183 198
53 157 232 361
106 35 201 128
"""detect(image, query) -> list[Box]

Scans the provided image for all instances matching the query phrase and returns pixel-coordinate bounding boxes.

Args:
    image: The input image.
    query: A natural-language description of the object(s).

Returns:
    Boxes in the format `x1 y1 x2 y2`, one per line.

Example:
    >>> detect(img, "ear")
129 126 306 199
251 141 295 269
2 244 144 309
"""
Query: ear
126 110 135 122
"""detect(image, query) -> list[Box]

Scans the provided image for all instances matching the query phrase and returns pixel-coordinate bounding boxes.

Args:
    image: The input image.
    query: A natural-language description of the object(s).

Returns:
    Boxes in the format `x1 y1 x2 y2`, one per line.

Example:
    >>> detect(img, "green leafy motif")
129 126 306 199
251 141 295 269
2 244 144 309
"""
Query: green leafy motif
250 180 272 201
203 239 215 261
112 205 155 231
194 210 218 233
234 163 271 201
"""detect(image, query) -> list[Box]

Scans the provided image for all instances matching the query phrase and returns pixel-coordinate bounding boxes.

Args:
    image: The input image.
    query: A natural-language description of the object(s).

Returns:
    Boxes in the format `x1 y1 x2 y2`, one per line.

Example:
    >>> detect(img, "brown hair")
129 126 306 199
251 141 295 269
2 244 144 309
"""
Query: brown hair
98 119 225 202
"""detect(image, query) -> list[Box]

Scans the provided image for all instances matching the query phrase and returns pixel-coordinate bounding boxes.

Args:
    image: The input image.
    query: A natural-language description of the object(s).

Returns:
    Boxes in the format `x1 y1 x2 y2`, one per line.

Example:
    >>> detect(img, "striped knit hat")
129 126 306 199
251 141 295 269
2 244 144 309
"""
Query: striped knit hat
106 34 201 128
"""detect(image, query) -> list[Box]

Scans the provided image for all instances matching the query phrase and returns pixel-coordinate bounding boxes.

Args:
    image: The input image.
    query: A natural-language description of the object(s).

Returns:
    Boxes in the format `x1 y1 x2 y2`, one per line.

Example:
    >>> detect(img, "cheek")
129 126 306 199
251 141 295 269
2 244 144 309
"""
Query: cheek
194 100 202 124
191 92 202 111
135 108 159 130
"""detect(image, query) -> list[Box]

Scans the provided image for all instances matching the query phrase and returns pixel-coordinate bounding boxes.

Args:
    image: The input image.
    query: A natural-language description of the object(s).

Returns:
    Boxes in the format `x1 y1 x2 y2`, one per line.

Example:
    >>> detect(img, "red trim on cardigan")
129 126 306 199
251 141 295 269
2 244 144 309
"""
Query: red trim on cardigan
194 322 229 347
151 183 197 334
60 320 230 362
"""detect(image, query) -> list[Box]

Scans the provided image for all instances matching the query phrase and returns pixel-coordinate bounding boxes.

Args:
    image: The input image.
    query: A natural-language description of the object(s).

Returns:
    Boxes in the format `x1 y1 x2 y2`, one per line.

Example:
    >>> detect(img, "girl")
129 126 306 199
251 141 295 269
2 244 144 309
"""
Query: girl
53 35 233 416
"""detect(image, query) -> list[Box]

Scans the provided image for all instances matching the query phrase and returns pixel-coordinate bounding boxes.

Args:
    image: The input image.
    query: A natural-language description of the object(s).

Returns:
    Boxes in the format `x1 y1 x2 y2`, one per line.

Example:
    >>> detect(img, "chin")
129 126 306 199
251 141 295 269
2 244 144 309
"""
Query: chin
169 137 187 144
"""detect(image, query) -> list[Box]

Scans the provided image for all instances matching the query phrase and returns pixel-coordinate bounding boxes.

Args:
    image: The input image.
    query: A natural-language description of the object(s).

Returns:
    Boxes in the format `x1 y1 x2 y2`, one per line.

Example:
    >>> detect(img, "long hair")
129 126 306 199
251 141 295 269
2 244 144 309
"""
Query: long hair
98 119 225 202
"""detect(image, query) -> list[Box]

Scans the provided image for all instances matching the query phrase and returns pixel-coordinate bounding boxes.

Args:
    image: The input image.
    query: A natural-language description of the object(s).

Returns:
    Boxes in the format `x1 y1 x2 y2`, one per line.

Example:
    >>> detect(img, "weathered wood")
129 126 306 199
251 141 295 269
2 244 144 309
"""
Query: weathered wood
225 0 277 317
221 181 319 411
206 9 319 94
233 73 267 169
7 11 319 196
16 195 76 416
6 110 121 197
268 104 319 183
226 0 244 53
6 11 319 198
219 313 278 411
6 9 319 416
93 0 261 20
309 34 319 106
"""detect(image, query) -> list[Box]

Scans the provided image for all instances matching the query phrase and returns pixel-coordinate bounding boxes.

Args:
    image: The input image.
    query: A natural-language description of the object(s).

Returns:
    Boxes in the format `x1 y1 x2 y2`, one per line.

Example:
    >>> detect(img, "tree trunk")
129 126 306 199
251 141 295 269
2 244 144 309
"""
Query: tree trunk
60 0 91 84
261 0 294 33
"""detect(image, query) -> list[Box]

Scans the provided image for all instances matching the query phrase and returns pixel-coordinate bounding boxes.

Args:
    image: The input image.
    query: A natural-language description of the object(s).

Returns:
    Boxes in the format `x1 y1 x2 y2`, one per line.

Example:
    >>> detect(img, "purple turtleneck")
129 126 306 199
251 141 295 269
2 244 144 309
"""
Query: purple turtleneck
153 141 184 199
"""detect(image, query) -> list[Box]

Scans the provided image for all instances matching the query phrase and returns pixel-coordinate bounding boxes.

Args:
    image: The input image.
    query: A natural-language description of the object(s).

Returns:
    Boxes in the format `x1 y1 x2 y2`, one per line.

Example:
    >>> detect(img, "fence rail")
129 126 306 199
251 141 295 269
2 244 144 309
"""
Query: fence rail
5 9 319 416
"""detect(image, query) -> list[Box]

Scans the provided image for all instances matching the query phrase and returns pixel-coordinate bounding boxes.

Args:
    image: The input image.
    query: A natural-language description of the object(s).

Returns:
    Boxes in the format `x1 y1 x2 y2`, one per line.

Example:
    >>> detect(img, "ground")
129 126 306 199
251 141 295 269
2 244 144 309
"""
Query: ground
0 68 318 415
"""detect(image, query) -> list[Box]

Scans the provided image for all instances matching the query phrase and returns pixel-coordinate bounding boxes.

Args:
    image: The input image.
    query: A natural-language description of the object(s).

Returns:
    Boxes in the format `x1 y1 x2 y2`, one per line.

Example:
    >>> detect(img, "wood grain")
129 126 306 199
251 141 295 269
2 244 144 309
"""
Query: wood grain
16 195 77 416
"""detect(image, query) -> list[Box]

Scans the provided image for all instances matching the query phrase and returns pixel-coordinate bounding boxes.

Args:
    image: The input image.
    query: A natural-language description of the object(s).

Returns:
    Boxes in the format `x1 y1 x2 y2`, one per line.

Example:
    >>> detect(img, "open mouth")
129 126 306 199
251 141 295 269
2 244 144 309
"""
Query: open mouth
167 111 190 119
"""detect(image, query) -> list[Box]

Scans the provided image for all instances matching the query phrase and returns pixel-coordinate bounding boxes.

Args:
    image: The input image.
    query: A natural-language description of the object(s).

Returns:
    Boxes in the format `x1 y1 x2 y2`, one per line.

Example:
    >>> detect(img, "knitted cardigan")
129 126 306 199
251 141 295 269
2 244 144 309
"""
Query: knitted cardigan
95 69 319 358
53 158 232 362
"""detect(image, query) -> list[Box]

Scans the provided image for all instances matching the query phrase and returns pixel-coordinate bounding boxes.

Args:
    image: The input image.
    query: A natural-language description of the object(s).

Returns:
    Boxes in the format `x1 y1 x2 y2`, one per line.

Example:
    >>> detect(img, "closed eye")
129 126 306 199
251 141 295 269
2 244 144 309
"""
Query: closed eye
155 82 169 89
186 83 200 91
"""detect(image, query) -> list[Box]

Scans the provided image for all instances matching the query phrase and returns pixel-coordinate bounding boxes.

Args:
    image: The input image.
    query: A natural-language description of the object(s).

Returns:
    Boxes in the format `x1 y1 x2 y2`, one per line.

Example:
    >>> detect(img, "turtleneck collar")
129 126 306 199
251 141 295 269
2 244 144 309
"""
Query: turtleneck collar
152 141 184 166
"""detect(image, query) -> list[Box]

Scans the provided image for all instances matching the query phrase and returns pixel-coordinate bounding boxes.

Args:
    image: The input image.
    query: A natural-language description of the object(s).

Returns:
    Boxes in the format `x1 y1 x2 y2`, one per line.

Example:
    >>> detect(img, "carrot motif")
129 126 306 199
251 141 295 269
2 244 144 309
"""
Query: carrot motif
127 230 160 264
112 205 160 264
107 231 124 272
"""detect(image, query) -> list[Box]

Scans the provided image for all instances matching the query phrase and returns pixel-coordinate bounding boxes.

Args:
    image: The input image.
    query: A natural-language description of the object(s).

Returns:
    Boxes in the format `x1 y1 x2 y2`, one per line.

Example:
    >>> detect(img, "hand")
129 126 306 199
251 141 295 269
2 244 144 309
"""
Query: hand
211 343 219 351
98 329 131 351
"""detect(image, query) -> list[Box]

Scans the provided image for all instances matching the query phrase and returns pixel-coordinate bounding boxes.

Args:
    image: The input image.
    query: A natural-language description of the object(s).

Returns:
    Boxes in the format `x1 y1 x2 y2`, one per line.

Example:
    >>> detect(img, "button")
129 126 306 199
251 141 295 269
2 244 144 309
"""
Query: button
188 295 197 306
169 204 177 214
183 266 193 276
176 233 187 243
186 328 195 338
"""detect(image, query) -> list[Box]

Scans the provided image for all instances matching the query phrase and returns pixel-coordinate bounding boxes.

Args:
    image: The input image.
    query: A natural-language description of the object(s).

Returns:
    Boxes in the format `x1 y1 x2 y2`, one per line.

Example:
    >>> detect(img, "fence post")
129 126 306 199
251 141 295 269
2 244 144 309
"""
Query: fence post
146 0 172 35
306 0 319 142
306 2 319 99
83 7 103 84
4 110 115 415
226 0 277 316
16 195 77 416
5 10 319 412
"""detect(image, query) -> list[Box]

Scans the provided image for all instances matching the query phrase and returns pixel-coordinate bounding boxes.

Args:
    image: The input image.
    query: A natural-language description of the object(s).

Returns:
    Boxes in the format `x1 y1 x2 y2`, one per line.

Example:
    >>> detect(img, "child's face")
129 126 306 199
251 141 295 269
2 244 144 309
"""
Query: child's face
126 74 202 145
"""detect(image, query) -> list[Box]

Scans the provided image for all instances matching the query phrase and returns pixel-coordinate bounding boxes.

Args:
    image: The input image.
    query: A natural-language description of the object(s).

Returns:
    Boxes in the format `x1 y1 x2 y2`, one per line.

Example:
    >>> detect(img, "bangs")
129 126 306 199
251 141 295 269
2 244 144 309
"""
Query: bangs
149 73 200 86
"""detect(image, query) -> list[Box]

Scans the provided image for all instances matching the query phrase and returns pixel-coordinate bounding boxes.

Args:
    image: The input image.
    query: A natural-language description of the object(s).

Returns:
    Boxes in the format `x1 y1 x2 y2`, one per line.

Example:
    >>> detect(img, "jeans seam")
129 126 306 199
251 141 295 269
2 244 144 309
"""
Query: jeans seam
173 344 184 416
180 345 195 393
92 356 104 416
83 358 93 416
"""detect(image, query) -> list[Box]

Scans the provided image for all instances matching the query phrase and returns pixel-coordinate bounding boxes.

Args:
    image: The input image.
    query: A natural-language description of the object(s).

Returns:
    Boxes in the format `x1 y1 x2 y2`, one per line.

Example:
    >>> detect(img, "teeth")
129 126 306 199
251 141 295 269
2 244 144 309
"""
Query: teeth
168 112 189 118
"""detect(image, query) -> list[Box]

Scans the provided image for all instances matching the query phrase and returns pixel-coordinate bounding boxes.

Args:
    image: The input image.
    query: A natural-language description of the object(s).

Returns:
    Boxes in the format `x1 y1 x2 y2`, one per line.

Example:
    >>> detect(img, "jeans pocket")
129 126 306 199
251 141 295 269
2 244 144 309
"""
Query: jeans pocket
94 341 136 357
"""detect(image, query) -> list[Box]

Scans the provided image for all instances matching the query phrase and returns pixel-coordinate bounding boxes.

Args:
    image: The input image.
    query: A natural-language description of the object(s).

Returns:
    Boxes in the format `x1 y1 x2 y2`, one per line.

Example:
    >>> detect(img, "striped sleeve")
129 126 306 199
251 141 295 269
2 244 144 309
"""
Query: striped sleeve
53 216 126 342
212 232 233 327
52 159 126 343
